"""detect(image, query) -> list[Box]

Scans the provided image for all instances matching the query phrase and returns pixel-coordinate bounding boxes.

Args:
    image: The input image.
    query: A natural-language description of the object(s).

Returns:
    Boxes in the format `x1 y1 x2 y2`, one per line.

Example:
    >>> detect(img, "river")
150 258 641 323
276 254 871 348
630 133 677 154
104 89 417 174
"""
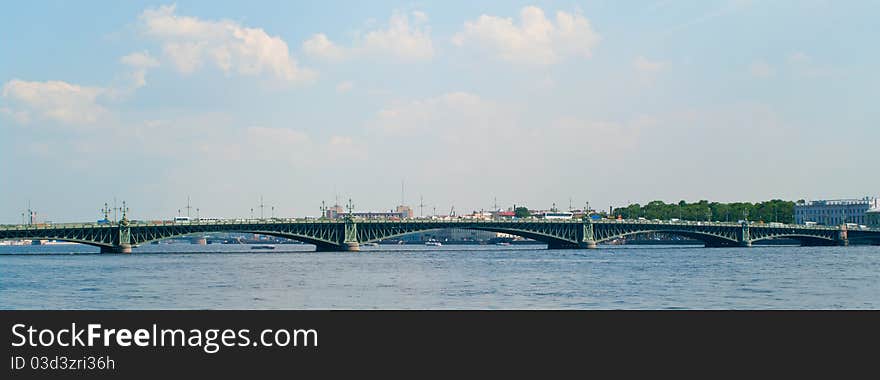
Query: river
1 244 878 309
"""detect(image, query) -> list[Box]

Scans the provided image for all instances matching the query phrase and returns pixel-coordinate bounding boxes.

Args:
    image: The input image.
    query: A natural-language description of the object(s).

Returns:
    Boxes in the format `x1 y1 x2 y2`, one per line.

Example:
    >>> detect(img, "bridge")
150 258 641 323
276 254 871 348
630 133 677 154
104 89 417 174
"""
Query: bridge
2 214 878 253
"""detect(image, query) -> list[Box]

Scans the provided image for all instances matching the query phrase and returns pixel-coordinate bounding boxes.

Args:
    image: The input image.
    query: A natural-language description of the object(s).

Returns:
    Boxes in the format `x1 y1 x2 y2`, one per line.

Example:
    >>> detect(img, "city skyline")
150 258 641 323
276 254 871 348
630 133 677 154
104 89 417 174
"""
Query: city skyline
3 1 879 223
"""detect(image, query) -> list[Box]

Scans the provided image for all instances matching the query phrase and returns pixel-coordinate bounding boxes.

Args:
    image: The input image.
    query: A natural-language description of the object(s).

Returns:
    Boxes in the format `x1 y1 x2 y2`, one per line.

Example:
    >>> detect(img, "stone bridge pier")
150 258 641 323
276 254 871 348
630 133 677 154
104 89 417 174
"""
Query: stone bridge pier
100 244 132 254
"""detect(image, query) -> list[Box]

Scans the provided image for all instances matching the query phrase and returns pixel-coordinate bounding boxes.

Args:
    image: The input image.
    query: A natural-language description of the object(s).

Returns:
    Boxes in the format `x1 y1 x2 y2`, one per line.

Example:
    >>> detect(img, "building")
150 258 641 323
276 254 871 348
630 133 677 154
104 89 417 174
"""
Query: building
867 208 880 228
324 203 412 220
324 203 344 219
350 211 409 219
794 197 880 226
395 205 414 219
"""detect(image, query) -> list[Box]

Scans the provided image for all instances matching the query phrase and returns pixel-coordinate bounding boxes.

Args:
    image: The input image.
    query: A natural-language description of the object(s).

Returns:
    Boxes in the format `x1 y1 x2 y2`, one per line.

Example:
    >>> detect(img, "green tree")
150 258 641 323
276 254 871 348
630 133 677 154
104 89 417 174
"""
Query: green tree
514 207 531 218
611 199 796 223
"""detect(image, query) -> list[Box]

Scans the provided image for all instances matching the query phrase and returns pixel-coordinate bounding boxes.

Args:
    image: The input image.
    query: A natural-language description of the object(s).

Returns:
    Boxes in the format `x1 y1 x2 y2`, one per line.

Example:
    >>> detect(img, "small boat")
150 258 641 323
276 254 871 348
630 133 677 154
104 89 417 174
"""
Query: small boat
495 242 511 246
425 239 442 247
251 245 275 250
362 242 379 247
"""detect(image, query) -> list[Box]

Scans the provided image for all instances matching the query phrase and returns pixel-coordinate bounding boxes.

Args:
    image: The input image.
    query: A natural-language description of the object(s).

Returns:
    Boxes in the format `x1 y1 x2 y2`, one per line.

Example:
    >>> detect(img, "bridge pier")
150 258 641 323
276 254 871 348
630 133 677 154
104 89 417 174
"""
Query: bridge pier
547 240 597 249
315 242 360 252
704 241 740 248
100 244 132 254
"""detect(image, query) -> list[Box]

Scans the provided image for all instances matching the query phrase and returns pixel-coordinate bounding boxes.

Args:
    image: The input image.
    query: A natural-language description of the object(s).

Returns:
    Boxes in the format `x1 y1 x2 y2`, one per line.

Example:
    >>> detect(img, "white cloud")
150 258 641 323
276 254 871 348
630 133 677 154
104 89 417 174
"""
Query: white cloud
786 52 837 78
749 60 773 78
336 81 354 93
2 79 107 125
328 135 355 151
633 56 666 74
302 11 433 62
120 51 160 89
302 33 347 62
372 92 489 135
139 5 315 82
412 11 428 24
788 51 810 64
451 6 600 65
1 106 31 124
121 51 160 68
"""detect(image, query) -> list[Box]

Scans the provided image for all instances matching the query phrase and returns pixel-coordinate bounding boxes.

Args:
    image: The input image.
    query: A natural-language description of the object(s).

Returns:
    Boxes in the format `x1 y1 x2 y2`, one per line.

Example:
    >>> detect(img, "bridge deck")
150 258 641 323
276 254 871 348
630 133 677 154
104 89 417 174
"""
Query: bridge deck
2 218 876 252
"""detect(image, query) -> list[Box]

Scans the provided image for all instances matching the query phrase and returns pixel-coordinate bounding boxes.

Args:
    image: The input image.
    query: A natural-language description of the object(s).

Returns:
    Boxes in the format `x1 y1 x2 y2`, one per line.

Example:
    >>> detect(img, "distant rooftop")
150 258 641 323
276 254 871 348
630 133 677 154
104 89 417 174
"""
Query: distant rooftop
797 197 876 207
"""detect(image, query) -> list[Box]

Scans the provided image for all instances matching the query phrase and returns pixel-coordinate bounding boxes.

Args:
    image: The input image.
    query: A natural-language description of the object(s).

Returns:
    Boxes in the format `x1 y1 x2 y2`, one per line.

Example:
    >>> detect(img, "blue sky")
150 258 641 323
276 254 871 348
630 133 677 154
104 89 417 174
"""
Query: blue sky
2 1 878 222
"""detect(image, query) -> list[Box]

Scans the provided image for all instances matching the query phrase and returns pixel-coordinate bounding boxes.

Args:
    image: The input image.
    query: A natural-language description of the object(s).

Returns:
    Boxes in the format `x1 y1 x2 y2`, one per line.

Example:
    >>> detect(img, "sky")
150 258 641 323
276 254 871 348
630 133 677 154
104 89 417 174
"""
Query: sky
1 0 878 223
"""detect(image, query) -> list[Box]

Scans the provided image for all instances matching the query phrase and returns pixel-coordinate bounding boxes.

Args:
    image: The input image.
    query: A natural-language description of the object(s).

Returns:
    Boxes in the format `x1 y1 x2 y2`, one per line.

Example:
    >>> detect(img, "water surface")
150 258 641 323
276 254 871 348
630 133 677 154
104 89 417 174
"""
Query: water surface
1 244 877 309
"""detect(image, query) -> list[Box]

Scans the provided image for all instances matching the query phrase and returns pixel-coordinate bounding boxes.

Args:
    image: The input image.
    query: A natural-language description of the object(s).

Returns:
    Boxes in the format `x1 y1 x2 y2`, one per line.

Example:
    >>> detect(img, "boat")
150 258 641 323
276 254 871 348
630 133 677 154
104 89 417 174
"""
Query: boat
495 242 511 246
425 239 442 247
362 242 379 247
251 245 275 250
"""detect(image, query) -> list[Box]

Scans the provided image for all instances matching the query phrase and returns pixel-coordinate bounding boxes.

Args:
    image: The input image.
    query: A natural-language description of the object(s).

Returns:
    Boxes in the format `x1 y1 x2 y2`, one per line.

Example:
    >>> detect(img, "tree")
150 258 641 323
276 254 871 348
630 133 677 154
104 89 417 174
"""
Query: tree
611 199 796 223
514 207 531 218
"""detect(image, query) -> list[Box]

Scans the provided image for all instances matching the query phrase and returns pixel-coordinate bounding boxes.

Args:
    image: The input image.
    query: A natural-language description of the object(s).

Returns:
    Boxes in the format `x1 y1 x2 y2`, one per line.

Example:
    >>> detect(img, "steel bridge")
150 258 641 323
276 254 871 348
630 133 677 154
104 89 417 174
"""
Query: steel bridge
2 216 878 253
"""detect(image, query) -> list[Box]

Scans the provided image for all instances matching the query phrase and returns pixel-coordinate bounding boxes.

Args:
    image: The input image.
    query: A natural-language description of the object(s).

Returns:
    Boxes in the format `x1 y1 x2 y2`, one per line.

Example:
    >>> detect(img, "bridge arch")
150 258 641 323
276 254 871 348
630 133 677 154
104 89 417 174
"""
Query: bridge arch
750 234 837 246
130 229 343 250
0 237 115 250
595 229 742 247
361 226 580 247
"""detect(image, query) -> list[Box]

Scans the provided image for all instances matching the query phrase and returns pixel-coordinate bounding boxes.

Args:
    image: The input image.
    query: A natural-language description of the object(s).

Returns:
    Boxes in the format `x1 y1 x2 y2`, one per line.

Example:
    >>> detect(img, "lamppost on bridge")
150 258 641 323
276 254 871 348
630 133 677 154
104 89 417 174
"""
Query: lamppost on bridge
102 203 110 222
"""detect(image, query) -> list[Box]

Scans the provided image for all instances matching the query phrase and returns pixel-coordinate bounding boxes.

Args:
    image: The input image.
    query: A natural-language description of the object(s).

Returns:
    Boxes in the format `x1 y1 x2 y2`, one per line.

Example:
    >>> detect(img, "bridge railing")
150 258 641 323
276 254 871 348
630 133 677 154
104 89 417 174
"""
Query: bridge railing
0 218 864 232
0 223 116 231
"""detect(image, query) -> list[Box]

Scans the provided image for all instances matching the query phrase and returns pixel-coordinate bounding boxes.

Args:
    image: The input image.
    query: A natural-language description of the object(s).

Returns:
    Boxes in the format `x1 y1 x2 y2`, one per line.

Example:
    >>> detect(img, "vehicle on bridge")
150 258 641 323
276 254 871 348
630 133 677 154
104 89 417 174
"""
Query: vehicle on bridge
541 212 574 219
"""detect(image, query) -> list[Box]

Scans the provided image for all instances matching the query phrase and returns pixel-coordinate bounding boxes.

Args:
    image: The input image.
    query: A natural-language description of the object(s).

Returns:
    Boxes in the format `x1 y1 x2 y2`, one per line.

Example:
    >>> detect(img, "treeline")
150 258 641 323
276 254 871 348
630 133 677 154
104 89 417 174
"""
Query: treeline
610 200 796 223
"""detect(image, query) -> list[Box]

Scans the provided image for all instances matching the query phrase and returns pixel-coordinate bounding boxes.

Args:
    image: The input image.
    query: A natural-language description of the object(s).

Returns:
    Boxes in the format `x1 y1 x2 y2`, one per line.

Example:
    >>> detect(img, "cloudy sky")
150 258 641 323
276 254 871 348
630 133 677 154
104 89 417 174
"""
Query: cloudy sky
1 1 878 222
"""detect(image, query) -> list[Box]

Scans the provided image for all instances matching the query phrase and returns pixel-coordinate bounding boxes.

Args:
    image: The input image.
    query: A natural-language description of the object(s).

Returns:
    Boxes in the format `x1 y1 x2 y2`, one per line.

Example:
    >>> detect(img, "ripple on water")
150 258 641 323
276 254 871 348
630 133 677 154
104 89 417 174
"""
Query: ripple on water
1 245 879 309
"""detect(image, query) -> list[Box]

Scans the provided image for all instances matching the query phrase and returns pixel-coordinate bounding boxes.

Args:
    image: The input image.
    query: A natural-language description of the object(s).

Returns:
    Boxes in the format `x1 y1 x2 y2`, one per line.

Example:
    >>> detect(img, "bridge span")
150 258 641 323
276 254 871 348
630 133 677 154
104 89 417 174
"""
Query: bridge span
2 216 878 253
